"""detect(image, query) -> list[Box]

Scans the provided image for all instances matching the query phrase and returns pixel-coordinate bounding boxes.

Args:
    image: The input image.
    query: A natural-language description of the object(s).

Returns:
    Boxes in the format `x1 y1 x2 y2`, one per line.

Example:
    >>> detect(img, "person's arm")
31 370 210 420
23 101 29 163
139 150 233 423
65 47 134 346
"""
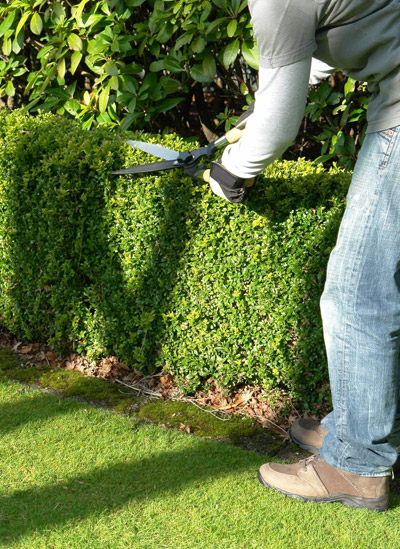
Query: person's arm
309 58 335 85
220 56 312 180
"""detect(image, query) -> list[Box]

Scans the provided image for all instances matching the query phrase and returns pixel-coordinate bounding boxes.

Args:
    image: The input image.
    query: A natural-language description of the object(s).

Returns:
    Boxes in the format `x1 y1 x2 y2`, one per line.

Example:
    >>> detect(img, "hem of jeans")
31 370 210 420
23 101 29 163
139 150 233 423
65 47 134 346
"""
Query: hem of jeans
320 447 393 478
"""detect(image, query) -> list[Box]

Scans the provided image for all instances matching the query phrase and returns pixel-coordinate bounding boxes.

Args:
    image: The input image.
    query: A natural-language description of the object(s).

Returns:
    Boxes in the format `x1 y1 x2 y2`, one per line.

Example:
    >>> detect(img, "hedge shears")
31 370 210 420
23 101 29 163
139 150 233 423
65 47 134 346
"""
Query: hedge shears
111 105 253 182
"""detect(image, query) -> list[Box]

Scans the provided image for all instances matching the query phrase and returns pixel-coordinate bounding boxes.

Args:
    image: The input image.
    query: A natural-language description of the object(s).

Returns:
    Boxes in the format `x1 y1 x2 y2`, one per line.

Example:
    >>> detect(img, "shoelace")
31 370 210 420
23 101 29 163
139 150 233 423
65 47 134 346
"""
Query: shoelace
301 454 321 472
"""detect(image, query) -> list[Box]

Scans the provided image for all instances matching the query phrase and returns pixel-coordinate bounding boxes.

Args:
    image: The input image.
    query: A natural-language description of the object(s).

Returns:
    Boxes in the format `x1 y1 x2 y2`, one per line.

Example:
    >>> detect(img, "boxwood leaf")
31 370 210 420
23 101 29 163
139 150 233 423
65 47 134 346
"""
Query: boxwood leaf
0 10 16 38
99 84 110 113
68 33 83 52
30 13 43 35
70 51 83 75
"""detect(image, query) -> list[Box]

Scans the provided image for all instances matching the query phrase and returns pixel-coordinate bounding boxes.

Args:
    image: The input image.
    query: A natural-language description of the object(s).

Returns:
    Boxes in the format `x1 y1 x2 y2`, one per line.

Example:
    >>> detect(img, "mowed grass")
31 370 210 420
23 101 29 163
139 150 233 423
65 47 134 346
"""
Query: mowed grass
1 377 400 549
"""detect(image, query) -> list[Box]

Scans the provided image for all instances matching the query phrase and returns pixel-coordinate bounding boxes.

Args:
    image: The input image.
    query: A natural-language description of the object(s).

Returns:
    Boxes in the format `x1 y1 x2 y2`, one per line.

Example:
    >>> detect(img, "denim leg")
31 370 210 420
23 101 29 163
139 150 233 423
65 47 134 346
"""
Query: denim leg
320 127 400 477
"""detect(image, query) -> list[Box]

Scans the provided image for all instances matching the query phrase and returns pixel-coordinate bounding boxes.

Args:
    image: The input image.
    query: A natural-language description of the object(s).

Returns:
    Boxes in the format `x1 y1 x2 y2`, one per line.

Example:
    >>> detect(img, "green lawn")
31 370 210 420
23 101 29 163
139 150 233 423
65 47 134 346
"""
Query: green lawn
1 377 399 549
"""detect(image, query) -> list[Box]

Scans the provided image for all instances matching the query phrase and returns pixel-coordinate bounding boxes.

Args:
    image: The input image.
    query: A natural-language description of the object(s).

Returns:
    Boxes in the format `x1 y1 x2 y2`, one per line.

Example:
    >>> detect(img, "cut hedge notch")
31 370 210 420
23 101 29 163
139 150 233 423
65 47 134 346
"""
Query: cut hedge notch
0 110 351 409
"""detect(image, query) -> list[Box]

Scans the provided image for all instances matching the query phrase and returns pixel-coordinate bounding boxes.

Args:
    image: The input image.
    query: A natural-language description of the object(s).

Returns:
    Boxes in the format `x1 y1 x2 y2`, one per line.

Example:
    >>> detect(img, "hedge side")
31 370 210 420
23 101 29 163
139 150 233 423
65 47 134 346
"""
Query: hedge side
0 110 351 408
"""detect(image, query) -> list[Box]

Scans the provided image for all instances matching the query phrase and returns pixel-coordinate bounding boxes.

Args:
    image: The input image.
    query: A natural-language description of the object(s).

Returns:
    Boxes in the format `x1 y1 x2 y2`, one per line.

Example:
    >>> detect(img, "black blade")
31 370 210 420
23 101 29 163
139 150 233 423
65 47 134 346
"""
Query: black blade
111 160 181 175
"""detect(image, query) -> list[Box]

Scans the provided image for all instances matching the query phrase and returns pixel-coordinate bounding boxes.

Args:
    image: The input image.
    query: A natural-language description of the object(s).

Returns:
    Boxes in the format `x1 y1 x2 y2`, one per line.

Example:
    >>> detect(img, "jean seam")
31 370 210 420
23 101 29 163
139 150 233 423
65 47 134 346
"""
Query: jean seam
329 162 383 466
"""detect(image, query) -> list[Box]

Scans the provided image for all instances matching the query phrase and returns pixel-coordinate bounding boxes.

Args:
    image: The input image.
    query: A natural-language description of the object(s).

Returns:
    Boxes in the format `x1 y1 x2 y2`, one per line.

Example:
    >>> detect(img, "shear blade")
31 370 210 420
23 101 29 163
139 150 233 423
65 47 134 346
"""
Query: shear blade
126 140 180 161
111 159 180 175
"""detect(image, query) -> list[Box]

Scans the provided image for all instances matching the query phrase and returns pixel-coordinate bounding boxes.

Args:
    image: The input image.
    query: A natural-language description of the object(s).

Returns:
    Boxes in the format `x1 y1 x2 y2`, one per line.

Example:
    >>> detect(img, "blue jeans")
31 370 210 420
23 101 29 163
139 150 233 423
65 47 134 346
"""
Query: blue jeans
320 126 400 477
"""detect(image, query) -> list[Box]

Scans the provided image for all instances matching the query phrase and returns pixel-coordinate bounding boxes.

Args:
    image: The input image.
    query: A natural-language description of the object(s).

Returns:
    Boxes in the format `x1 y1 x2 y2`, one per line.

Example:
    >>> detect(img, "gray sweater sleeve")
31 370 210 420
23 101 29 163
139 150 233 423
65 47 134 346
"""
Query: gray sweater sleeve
221 56 312 178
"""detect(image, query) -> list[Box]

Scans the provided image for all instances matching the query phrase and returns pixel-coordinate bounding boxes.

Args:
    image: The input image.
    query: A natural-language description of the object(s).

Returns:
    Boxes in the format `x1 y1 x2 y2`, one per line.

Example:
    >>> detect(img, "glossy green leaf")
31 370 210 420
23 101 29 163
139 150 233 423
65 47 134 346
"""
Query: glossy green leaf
4 80 15 96
164 57 185 73
241 40 259 70
153 97 184 112
12 30 24 54
98 84 110 113
191 36 205 54
104 61 119 76
30 12 43 35
2 37 12 56
149 60 165 72
122 76 138 94
0 10 16 38
70 51 83 75
227 20 237 38
52 2 66 22
160 76 181 93
15 12 30 37
157 23 174 43
68 34 83 52
221 39 239 67
190 54 216 83
109 76 119 90
57 58 66 79
74 0 90 21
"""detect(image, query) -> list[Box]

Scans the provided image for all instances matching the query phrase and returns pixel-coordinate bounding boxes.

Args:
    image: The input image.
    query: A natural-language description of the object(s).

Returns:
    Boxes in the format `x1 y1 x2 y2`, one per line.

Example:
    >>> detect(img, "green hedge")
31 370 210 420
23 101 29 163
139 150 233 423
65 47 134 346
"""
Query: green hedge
0 110 351 408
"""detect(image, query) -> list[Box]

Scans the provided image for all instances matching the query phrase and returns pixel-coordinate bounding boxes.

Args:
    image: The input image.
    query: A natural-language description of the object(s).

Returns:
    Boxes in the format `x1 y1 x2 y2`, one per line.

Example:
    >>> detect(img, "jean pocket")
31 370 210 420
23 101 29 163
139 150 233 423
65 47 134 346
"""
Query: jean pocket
378 128 396 142
377 127 398 169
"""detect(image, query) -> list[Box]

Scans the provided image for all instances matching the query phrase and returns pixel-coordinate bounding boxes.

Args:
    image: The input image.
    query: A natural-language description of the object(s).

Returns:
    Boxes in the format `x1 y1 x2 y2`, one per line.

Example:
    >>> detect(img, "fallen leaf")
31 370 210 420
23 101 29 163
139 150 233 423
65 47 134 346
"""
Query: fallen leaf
19 345 33 354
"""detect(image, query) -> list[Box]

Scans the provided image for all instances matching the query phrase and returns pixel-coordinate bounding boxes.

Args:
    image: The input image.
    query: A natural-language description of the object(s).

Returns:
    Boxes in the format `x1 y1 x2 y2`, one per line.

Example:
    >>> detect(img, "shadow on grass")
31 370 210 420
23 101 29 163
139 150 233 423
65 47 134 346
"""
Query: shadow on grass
1 433 400 545
0 381 261 543
1 381 400 544
0 423 260 544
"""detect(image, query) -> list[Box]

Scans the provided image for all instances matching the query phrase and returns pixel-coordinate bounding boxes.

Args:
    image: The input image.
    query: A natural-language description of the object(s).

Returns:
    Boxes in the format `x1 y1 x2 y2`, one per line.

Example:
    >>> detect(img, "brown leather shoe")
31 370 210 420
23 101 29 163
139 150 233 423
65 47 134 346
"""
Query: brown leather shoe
289 418 327 453
258 455 389 511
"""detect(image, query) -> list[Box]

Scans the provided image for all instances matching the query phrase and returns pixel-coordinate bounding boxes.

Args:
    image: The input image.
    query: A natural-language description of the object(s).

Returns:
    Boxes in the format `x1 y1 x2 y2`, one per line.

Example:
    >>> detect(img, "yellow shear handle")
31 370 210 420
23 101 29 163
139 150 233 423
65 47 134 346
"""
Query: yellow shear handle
224 126 245 144
199 127 246 182
202 169 211 183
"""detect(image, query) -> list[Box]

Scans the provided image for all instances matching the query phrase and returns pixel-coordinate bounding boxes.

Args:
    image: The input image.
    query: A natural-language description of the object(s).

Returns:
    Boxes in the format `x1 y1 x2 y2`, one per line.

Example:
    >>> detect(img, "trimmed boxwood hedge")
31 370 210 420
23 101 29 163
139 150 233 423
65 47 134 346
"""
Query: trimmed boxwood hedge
0 110 351 408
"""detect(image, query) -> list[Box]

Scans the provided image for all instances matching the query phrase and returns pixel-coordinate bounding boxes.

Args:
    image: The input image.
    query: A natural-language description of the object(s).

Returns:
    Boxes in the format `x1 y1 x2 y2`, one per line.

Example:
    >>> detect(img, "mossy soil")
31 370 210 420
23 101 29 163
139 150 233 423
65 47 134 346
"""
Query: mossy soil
0 348 286 455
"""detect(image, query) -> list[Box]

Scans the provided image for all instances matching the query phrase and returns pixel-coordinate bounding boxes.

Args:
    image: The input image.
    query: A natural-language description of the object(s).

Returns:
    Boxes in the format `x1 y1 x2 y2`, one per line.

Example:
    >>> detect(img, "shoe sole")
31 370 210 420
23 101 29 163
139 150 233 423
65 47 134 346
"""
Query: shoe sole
258 471 388 512
289 429 320 454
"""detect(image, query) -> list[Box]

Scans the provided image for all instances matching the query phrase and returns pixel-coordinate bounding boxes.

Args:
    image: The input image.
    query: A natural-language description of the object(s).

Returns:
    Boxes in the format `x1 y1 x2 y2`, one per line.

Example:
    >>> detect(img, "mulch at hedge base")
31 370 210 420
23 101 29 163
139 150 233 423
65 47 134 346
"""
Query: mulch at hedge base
0 328 320 440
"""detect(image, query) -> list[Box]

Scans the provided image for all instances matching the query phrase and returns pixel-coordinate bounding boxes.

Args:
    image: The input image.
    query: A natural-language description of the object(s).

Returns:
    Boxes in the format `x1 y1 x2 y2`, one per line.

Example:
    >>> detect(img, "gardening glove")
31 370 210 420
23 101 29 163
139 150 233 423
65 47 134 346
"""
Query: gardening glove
208 160 256 203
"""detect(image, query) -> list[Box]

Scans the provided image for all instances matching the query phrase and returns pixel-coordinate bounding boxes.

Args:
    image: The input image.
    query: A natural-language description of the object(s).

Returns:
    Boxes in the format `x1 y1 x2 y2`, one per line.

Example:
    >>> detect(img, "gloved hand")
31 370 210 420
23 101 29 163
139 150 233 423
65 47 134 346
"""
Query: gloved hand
208 160 256 203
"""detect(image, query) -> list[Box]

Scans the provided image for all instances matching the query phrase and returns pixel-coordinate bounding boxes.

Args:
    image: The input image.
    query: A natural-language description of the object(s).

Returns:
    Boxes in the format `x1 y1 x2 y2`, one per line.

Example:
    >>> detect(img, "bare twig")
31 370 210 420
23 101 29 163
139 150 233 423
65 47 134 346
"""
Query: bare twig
237 411 288 436
115 378 160 398
115 379 230 421
179 398 230 421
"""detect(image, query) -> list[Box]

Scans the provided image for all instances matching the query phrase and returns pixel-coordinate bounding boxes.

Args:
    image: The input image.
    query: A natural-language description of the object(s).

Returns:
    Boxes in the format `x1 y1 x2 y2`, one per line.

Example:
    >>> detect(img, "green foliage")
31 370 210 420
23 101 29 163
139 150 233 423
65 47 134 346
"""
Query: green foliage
304 78 369 169
0 110 351 408
0 0 371 168
0 0 256 132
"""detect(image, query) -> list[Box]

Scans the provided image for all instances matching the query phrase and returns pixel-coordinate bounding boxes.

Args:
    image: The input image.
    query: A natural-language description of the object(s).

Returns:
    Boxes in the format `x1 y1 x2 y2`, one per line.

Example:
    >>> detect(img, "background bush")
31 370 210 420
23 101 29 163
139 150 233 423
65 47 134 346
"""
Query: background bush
0 0 257 135
0 0 369 167
0 110 351 409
